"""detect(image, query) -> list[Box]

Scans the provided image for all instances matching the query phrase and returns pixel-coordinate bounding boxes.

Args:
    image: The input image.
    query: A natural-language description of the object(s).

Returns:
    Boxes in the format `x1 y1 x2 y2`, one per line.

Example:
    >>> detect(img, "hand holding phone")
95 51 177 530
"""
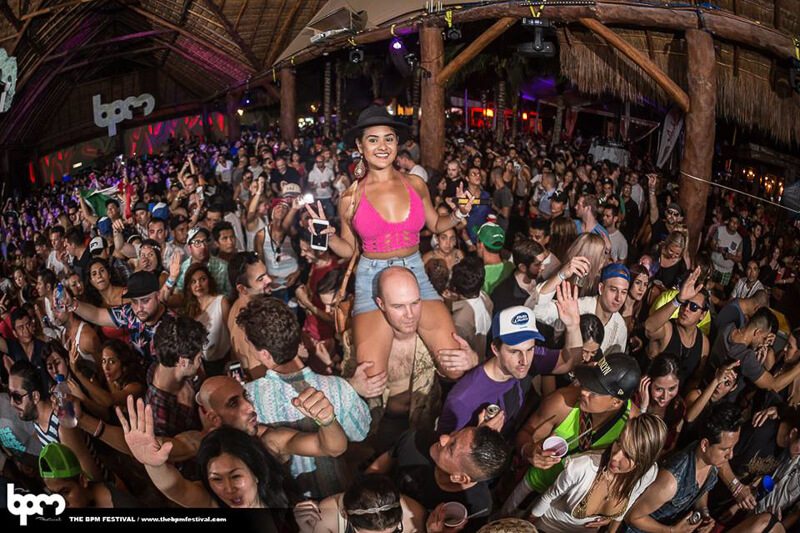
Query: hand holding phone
310 219 329 251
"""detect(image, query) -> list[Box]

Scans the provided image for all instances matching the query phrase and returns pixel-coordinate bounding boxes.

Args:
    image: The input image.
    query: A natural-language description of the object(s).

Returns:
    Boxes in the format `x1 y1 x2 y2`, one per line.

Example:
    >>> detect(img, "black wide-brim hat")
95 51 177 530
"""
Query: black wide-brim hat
344 105 410 147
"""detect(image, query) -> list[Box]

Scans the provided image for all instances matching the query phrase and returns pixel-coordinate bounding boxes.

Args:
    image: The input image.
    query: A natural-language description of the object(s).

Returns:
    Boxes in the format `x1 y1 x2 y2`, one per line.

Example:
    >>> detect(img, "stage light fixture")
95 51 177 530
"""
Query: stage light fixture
404 52 418 69
391 37 404 51
349 47 365 64
445 26 462 41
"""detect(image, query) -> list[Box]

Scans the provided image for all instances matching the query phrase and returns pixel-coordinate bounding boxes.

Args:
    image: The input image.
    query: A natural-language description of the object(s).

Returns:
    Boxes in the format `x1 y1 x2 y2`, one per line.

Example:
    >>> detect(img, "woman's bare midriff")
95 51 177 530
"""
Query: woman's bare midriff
362 245 420 261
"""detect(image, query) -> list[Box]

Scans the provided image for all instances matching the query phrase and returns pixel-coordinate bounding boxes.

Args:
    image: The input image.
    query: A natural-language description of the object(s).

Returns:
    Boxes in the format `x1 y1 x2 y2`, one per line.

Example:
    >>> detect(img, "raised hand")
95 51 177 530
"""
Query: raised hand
348 361 388 399
291 387 335 426
555 282 580 329
437 332 479 376
169 249 183 279
638 376 651 413
752 406 778 427
116 395 173 467
454 182 475 217
678 267 704 303
558 256 591 281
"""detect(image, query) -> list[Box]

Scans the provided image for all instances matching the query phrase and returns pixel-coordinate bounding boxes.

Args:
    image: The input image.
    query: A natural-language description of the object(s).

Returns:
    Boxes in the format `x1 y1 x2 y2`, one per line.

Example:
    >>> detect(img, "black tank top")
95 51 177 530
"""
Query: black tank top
664 319 703 388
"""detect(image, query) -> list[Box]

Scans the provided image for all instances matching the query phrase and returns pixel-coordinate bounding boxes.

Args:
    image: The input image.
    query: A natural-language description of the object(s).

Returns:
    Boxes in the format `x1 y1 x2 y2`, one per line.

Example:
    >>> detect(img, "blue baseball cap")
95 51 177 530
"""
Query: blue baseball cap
601 263 630 283
492 306 544 346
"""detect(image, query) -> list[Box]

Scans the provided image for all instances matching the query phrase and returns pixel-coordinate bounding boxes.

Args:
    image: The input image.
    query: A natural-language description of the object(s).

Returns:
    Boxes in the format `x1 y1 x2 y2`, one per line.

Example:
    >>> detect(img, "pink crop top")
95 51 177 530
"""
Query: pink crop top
352 178 426 253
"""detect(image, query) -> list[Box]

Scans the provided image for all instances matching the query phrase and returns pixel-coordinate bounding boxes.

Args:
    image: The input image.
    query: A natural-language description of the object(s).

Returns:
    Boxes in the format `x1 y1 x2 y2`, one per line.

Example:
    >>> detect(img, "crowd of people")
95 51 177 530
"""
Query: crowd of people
2 102 800 533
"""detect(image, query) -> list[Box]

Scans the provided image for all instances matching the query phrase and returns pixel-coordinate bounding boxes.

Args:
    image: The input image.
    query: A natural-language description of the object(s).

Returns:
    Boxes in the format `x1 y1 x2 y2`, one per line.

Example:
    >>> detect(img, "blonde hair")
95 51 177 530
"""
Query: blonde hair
564 233 607 296
662 231 687 255
606 413 667 500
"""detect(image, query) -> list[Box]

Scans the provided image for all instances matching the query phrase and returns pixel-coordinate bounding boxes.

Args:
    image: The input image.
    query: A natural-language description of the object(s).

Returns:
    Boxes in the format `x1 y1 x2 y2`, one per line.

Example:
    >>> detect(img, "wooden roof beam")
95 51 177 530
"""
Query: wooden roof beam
270 2 798 69
19 0 94 21
436 17 517 87
0 0 22 31
233 0 249 31
129 5 255 73
263 0 302 68
43 29 175 63
200 0 259 69
579 18 690 112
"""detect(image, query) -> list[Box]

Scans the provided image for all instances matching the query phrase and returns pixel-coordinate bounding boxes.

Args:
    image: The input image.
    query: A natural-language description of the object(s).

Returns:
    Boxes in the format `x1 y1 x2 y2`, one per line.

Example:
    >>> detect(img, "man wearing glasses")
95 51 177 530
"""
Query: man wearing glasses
172 227 232 296
644 267 710 391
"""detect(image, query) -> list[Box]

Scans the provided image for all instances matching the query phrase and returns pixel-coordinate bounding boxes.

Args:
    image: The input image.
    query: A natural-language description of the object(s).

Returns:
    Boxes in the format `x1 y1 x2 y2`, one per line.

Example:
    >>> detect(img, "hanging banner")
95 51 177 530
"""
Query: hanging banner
656 106 683 168
564 107 579 139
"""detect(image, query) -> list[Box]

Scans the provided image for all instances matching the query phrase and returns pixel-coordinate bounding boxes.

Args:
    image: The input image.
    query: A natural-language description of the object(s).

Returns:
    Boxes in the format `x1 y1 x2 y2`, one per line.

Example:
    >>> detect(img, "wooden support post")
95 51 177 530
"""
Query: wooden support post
226 92 241 143
579 18 690 112
323 61 332 138
679 30 716 256
436 17 517 86
280 67 296 144
420 23 445 171
202 104 212 142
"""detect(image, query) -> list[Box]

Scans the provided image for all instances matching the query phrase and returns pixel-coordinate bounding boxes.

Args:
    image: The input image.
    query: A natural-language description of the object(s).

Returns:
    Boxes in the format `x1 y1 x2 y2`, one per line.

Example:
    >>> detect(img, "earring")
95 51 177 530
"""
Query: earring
354 156 367 179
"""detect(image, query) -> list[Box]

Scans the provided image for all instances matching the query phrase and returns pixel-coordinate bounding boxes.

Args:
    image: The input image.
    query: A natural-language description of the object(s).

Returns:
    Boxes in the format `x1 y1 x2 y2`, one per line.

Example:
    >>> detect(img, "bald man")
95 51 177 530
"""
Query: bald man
345 266 478 454
174 376 348 462
71 376 348 464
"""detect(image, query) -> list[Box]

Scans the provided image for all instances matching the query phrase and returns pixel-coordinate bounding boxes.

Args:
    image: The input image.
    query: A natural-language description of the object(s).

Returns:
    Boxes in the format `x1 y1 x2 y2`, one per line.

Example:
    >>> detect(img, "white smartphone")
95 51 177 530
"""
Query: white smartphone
310 218 329 251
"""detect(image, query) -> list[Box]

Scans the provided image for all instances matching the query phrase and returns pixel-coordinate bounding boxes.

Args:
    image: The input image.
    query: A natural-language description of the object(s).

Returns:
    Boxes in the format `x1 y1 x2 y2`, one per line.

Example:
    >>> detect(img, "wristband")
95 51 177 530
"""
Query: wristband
315 414 336 427
558 270 568 282
672 296 684 308
453 209 467 221
165 278 176 289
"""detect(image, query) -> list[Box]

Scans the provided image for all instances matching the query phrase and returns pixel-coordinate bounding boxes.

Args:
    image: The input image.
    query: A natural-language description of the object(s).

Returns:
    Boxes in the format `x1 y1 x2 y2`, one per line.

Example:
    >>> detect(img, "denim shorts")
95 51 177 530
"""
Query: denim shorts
353 251 442 315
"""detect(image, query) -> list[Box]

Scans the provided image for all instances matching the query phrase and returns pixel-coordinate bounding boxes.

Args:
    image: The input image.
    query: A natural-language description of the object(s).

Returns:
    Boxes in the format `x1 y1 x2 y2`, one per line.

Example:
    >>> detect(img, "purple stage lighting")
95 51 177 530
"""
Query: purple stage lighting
391 38 404 50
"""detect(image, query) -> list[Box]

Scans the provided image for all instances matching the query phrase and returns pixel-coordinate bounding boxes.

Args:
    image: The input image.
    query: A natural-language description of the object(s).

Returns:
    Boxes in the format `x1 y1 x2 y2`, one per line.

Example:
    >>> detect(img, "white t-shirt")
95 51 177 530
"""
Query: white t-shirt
531 452 657 533
307 166 335 199
711 226 742 273
409 164 429 183
608 229 629 262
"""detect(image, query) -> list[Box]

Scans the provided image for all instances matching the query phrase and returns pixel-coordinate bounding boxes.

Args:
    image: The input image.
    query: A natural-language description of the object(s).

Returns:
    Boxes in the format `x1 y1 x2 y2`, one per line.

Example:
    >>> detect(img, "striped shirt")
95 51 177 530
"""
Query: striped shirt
34 411 60 446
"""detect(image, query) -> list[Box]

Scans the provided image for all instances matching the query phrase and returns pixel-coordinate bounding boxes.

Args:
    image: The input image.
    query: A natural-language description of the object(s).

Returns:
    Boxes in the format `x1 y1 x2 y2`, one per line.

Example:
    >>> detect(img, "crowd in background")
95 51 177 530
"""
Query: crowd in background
1 105 800 533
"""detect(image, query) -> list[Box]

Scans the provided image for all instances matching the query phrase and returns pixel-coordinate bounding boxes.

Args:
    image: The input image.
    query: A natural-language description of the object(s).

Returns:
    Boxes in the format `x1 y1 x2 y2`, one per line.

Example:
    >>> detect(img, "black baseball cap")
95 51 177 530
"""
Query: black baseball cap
574 353 641 400
123 271 160 299
133 201 148 213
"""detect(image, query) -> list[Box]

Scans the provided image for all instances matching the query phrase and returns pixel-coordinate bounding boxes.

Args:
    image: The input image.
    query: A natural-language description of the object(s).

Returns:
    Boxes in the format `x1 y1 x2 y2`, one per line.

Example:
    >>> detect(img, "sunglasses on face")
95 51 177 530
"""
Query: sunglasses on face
666 210 680 217
9 390 31 404
681 301 706 312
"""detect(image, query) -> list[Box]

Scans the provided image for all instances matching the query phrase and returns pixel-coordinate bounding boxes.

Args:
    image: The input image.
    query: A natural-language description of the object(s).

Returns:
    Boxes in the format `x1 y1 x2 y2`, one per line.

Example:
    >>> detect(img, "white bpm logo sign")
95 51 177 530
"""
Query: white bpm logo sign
7 483 66 525
92 92 155 136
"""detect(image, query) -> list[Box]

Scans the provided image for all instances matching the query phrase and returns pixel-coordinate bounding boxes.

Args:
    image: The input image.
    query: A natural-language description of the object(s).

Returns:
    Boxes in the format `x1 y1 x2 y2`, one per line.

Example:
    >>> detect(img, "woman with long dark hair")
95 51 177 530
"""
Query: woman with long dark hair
83 257 128 341
119 397 293 510
181 263 231 375
634 355 685 456
304 106 474 381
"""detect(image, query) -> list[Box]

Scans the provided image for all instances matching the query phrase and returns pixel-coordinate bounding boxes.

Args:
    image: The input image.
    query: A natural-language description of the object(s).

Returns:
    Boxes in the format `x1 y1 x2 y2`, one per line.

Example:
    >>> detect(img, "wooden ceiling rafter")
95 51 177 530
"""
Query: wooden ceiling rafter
200 0 258 69
232 0 248 31
246 0 267 52
19 0 93 20
43 28 174 63
262 0 301 68
129 4 255 72
16 16 109 92
157 0 195 68
0 0 22 30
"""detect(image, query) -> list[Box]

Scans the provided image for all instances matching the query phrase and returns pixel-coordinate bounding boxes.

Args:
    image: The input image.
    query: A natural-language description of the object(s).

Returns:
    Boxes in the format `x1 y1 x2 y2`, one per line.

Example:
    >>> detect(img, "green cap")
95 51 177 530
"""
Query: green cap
39 443 82 479
477 222 505 252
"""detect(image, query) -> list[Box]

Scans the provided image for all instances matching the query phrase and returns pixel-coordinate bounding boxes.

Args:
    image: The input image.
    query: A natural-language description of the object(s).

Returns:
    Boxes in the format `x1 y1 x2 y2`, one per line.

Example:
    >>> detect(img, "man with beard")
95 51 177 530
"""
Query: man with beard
227 252 272 375
8 361 103 480
64 271 167 365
